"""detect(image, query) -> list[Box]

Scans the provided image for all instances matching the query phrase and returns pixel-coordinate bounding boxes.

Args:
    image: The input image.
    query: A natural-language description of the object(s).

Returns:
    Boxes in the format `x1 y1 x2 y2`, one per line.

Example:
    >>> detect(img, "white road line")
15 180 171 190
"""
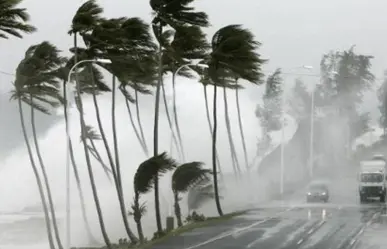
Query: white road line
183 207 294 249
351 211 380 246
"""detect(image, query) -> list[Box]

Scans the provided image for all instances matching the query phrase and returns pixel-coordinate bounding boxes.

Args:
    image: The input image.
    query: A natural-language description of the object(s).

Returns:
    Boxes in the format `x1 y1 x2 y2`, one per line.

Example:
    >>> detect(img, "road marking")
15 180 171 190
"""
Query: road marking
350 211 380 246
183 207 294 249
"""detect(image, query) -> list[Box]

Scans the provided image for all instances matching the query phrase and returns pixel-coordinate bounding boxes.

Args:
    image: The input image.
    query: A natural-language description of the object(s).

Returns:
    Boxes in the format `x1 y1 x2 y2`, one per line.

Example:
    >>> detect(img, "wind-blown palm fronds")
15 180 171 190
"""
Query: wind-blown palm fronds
172 162 211 226
0 0 36 39
132 152 177 241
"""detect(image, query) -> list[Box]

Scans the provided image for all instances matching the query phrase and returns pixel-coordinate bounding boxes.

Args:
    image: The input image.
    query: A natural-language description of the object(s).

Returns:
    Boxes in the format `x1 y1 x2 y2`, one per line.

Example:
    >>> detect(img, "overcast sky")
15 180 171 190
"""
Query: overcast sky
0 0 386 156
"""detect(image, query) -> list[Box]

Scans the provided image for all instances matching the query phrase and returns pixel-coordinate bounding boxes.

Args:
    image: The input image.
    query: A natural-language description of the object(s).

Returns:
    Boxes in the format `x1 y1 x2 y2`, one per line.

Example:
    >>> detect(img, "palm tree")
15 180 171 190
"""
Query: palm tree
0 0 36 39
171 161 211 227
74 16 156 243
150 0 209 233
26 43 66 249
222 85 242 176
163 25 210 161
206 24 264 216
10 41 66 249
67 0 105 244
132 152 177 241
81 125 112 180
119 85 150 156
199 72 223 176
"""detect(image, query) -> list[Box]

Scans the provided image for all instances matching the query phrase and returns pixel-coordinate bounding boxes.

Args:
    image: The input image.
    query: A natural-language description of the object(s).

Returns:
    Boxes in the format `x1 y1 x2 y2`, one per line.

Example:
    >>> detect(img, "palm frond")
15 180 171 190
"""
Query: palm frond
150 0 209 28
172 161 211 193
134 152 177 194
0 0 37 39
80 125 101 141
209 24 265 84
13 41 66 112
77 64 110 94
69 0 103 35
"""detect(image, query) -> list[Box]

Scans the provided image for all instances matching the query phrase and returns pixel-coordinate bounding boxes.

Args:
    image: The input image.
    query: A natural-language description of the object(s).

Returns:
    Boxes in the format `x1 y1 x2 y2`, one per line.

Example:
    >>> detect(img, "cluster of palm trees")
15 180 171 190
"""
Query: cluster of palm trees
2 0 265 248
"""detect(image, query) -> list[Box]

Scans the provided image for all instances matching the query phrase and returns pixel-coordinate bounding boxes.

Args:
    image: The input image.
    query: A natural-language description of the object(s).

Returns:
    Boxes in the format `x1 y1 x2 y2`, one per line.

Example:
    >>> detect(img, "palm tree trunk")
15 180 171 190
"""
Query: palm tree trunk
235 86 249 170
153 38 164 233
223 87 241 175
18 97 56 249
74 33 112 249
173 191 183 227
122 89 148 156
63 83 97 244
135 89 149 156
133 192 144 242
90 70 138 243
212 84 223 216
111 76 122 186
87 138 112 181
203 85 222 177
172 74 185 161
30 94 63 249
161 80 183 160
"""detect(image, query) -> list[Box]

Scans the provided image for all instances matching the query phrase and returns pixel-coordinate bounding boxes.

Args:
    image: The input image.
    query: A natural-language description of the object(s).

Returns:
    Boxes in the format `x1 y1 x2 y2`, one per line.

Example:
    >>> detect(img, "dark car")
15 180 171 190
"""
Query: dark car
306 183 329 203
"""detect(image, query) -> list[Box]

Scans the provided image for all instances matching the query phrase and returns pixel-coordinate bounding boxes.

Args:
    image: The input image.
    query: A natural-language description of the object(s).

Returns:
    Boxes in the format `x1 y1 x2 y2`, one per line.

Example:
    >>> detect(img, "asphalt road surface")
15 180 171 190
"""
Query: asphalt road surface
151 202 387 249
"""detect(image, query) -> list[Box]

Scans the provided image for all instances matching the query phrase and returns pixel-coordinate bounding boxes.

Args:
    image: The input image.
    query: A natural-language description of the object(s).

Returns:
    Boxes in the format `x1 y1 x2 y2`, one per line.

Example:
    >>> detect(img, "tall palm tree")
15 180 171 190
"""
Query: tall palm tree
206 24 264 216
77 16 157 243
132 152 177 241
0 0 36 39
68 2 112 247
150 0 209 233
199 72 223 176
10 41 66 249
67 0 104 243
171 162 211 227
163 25 210 161
24 43 66 249
81 125 112 180
223 85 241 176
119 85 149 156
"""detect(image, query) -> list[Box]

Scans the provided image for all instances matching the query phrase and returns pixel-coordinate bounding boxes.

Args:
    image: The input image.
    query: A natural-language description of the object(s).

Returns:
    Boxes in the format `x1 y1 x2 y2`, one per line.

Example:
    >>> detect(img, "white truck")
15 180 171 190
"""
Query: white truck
358 155 387 203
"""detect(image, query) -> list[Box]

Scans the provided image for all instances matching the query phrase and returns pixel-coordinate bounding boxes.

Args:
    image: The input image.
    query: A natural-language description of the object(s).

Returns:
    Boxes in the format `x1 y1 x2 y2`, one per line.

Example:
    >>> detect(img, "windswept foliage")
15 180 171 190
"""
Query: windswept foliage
0 0 36 39
256 68 283 132
172 162 211 226
132 152 177 240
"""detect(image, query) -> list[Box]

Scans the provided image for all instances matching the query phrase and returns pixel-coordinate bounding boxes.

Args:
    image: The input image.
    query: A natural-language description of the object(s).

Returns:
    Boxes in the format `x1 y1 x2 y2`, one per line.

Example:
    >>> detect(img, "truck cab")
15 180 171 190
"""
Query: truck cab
358 158 387 203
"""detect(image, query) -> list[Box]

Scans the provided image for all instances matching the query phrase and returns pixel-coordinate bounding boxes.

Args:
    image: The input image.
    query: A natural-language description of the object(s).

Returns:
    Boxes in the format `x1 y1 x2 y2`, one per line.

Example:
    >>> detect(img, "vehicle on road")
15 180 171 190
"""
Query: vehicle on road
306 182 329 203
358 156 387 203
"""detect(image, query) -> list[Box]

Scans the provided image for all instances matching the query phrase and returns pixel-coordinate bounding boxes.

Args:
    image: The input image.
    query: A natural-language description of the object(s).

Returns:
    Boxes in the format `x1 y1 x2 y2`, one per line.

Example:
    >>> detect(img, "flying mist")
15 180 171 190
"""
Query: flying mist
0 75 270 247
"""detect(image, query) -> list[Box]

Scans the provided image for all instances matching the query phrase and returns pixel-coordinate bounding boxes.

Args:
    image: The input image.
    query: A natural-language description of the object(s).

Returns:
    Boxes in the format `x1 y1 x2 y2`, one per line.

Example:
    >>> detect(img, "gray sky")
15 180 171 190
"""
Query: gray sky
0 0 386 156
0 0 387 156
0 0 386 242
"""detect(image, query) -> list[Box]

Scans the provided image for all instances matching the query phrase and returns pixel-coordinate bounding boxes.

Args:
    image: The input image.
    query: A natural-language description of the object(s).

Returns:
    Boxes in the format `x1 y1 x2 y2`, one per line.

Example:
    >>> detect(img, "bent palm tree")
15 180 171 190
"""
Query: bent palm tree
171 162 211 227
132 152 177 241
11 41 66 249
150 0 209 233
199 72 223 176
206 24 264 216
163 25 210 161
0 0 36 39
66 0 104 244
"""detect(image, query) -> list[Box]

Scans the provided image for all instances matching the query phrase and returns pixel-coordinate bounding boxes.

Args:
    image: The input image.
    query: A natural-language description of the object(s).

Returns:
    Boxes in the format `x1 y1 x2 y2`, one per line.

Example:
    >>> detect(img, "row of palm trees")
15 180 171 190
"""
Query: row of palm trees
2 0 265 248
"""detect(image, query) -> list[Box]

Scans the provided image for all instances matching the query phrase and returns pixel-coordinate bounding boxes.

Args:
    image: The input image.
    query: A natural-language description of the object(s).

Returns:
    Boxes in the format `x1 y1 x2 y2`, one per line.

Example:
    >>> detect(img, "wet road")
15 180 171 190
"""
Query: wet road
152 203 386 249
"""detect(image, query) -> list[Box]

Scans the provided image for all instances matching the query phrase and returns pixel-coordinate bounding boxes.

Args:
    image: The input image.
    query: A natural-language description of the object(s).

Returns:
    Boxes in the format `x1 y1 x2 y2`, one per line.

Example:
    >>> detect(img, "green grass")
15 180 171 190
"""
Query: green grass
134 210 248 249
77 210 248 249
